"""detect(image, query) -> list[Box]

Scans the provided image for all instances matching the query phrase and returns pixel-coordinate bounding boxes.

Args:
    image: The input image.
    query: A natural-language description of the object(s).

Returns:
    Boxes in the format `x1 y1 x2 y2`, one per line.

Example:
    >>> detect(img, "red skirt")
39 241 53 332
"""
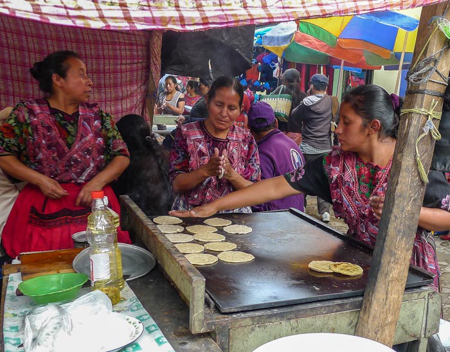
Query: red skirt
2 184 131 258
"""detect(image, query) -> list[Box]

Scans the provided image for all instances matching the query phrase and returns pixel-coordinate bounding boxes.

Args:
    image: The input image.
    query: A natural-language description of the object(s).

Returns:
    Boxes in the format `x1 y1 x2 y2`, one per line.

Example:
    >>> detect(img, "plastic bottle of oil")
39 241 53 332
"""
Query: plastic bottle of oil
103 196 124 290
86 191 120 305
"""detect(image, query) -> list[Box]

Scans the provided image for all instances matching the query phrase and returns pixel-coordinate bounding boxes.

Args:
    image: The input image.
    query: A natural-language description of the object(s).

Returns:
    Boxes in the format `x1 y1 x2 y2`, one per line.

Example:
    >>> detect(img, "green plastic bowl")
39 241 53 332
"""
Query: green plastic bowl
18 273 89 304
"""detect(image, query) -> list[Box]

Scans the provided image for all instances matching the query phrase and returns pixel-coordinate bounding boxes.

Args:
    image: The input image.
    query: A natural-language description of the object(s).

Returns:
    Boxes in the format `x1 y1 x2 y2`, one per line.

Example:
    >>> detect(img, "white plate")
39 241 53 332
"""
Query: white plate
73 243 155 281
54 314 144 352
107 315 144 352
253 333 394 352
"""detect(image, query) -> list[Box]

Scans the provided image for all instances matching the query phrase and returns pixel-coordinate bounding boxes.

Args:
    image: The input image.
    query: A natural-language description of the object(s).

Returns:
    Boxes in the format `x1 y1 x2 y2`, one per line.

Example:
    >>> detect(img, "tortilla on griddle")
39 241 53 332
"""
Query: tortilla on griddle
204 217 232 227
157 224 184 233
204 242 237 252
165 234 194 243
153 216 183 225
185 253 218 266
308 260 334 273
193 233 225 242
218 251 254 263
186 225 217 233
330 262 363 277
175 243 204 254
223 224 252 234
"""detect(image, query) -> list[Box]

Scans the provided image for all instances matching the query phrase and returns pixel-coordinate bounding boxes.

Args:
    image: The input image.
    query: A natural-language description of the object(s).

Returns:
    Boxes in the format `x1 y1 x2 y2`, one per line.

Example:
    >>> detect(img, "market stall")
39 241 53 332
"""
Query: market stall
120 196 440 352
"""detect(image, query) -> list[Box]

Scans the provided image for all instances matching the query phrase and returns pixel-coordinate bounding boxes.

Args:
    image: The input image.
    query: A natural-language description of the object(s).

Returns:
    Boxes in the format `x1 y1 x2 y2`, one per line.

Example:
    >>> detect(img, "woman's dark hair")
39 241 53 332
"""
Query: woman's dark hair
165 76 177 85
114 114 172 215
30 50 80 94
207 76 244 108
343 84 402 139
187 80 199 95
282 69 303 109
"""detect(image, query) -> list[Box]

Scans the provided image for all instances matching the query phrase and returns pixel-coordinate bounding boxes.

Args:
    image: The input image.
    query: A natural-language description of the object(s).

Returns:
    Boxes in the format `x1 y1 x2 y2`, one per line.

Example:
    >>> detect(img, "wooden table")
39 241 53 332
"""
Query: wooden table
120 195 441 352
0 251 221 352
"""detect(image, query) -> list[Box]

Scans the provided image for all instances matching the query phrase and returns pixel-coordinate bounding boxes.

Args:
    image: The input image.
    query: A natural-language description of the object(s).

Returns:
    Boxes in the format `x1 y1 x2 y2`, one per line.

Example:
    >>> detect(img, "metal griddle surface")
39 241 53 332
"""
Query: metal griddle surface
176 211 433 313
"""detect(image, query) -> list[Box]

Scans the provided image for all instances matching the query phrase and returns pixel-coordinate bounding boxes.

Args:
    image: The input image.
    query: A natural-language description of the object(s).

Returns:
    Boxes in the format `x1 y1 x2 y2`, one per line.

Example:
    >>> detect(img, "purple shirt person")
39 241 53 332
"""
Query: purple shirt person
248 102 305 212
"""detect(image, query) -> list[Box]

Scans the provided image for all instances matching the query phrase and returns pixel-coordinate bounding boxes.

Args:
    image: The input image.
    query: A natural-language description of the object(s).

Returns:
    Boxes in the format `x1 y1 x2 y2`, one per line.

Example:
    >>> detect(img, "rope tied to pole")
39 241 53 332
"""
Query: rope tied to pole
400 100 442 183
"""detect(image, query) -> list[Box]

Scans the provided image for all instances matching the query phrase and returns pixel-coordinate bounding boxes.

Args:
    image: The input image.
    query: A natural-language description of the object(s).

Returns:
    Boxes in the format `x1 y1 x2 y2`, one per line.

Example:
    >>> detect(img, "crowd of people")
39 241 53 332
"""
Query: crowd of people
1 50 450 295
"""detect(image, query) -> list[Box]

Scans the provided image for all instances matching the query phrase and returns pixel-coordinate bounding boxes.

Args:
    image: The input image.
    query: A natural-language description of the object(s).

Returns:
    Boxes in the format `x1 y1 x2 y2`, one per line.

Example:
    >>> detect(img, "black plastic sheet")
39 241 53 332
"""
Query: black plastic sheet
161 25 254 79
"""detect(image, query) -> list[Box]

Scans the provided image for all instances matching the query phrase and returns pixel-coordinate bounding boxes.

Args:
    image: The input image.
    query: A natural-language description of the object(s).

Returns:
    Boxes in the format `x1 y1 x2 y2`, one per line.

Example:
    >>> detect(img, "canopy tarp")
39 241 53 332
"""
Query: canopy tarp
0 14 160 120
0 0 444 32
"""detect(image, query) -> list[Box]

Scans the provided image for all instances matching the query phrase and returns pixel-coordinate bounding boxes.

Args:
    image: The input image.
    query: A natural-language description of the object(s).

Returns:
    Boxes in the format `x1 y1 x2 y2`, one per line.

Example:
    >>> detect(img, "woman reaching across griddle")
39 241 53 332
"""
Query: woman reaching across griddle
171 84 450 291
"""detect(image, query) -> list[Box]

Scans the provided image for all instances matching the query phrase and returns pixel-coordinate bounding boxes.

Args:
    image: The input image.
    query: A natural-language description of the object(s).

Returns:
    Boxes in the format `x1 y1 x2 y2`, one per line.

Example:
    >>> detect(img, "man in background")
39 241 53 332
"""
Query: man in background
289 74 333 222
248 102 304 212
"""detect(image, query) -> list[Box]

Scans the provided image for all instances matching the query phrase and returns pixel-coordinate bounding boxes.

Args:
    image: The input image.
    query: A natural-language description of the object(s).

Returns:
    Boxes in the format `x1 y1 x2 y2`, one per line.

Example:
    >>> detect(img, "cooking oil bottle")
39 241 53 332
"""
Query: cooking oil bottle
86 191 120 305
103 196 125 290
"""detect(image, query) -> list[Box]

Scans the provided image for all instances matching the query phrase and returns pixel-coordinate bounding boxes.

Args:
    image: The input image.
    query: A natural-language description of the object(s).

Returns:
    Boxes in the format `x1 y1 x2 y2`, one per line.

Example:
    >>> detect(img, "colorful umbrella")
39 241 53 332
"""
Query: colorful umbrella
298 8 421 67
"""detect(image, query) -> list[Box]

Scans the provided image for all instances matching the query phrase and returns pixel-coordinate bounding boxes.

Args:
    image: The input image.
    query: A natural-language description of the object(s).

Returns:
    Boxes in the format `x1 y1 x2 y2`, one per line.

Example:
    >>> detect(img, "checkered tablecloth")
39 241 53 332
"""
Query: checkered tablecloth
3 273 175 352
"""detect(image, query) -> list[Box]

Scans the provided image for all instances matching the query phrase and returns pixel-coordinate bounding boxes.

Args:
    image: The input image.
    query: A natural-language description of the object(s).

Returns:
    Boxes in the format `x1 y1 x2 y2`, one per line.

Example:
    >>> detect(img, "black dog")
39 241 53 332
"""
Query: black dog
113 114 173 216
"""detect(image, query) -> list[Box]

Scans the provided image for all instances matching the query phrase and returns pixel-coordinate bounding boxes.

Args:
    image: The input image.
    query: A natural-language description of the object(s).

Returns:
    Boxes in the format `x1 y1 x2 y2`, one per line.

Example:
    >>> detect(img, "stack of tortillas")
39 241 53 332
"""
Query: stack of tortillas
308 260 363 277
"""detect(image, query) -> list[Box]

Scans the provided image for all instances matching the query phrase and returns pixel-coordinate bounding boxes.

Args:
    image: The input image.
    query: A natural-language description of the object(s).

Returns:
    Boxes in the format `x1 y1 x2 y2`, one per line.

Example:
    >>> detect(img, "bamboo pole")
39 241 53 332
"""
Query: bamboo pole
355 3 450 347
336 59 345 101
394 31 409 95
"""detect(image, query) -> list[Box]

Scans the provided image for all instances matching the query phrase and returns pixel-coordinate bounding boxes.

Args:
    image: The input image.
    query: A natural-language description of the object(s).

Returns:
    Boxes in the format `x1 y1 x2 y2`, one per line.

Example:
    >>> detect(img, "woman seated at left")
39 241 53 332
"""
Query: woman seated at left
170 76 260 213
0 50 131 258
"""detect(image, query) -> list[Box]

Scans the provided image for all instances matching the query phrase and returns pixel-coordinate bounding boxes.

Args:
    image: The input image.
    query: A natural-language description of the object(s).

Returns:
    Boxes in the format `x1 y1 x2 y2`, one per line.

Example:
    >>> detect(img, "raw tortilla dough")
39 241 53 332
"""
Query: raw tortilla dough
185 253 218 266
308 260 335 273
204 242 237 252
204 217 232 227
223 224 252 234
193 233 225 242
175 243 204 254
330 262 363 276
165 234 194 243
218 251 255 263
153 216 183 225
186 225 217 233
157 224 184 233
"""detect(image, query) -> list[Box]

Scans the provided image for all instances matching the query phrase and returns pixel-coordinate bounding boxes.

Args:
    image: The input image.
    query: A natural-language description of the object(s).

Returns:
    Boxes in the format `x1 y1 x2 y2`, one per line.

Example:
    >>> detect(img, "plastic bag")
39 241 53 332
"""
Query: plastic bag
24 291 113 352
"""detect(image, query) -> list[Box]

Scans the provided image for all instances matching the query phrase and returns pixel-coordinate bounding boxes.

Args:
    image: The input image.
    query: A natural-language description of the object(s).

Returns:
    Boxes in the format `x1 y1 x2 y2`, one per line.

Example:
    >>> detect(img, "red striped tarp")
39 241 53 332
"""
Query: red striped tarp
0 15 161 120
0 0 445 32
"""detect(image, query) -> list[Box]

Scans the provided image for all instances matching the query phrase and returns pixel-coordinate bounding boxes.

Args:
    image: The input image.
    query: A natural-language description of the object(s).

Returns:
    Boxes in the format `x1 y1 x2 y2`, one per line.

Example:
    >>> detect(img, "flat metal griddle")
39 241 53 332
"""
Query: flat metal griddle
166 210 433 314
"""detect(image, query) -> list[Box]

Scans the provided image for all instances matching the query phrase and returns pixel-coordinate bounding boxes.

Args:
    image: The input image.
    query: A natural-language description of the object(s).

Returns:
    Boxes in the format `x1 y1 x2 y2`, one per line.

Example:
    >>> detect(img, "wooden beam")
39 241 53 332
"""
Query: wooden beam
355 3 450 346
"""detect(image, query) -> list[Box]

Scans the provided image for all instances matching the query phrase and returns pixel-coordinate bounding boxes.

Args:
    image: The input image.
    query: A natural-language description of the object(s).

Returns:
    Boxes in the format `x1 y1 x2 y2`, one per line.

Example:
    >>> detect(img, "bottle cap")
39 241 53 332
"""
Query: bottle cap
91 191 105 199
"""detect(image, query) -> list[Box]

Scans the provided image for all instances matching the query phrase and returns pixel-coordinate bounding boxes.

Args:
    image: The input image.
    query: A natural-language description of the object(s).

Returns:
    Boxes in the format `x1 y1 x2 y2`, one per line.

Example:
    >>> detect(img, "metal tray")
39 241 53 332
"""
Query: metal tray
73 243 156 281
168 210 433 314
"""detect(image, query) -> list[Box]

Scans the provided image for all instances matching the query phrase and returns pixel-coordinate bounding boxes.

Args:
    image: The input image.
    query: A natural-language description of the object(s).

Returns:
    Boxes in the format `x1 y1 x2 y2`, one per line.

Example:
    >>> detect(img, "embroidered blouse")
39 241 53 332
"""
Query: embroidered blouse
0 99 129 183
169 120 260 212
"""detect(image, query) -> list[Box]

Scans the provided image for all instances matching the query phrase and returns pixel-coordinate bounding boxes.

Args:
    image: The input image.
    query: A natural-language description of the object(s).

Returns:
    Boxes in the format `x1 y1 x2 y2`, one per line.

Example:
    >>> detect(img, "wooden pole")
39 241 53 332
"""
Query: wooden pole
337 59 345 101
355 3 450 347
394 31 409 95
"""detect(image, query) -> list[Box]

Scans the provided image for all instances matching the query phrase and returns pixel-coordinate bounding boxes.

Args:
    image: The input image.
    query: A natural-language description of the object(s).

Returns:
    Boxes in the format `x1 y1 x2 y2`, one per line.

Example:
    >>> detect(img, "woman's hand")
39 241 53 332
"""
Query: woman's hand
220 150 236 180
201 147 223 177
369 195 385 220
170 203 218 218
76 179 104 207
36 175 69 199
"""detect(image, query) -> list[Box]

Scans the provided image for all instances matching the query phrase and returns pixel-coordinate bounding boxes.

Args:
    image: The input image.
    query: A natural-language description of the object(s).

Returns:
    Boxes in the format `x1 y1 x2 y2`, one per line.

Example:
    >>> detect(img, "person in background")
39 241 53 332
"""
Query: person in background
112 114 173 216
271 68 307 132
248 102 304 212
170 76 260 213
183 80 201 115
290 74 333 223
0 50 131 258
171 84 450 291
188 77 213 122
156 75 185 115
